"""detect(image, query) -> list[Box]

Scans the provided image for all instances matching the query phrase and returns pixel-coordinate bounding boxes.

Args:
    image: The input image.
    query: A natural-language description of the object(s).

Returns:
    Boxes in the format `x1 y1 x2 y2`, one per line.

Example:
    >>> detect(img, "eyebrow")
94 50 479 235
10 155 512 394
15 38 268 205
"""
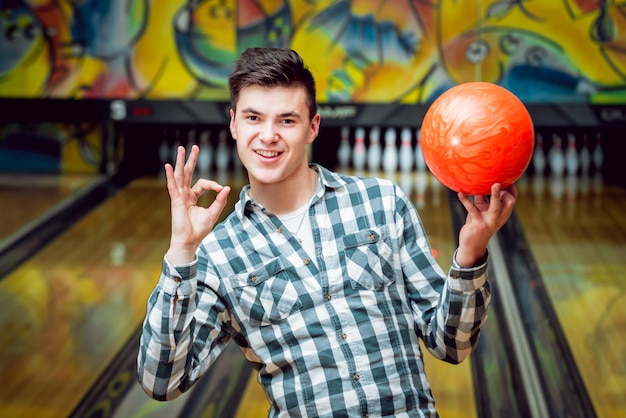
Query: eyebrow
240 107 302 118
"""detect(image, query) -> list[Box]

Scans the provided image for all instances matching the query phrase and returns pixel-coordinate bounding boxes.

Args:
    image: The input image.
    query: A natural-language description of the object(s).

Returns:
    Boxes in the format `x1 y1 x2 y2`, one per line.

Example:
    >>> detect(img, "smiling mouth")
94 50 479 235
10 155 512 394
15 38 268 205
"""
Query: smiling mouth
255 150 282 158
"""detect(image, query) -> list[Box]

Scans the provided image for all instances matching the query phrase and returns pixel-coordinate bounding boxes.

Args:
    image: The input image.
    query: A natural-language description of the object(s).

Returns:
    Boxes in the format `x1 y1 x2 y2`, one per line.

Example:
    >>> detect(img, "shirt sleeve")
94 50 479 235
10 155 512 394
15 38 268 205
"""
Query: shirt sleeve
137 253 232 400
395 186 491 365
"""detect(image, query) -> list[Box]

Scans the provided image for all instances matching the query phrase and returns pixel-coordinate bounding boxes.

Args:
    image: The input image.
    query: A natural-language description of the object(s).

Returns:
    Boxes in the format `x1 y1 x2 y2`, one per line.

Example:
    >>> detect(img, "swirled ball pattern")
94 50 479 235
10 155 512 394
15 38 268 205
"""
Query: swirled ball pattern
421 82 534 195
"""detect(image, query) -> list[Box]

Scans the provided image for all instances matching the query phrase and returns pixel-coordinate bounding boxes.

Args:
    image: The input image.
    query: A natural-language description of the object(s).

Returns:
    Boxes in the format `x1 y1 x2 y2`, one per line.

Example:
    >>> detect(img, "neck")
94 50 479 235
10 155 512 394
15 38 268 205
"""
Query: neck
250 167 318 215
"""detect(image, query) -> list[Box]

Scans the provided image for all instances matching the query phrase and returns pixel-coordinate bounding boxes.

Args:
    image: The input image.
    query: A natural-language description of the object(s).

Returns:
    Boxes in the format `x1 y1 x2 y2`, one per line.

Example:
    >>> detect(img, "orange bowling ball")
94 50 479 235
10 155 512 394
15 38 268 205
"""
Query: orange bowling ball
420 82 534 195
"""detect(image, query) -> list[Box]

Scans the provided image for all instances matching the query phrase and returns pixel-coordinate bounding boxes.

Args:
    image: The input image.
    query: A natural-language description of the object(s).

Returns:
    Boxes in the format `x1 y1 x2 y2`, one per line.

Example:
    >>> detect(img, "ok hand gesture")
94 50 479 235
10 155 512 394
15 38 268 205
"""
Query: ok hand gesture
165 145 231 265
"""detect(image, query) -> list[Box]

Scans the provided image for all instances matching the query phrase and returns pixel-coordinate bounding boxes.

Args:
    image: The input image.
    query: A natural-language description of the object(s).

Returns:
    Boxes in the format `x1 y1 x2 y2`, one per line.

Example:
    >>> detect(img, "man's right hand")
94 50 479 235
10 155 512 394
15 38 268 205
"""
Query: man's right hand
165 145 231 265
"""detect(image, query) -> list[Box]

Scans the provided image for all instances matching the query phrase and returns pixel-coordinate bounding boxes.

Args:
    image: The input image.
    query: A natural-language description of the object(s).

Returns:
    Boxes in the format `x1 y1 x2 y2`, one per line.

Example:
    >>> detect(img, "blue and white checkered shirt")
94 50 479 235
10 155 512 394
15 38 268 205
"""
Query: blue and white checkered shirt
138 164 491 417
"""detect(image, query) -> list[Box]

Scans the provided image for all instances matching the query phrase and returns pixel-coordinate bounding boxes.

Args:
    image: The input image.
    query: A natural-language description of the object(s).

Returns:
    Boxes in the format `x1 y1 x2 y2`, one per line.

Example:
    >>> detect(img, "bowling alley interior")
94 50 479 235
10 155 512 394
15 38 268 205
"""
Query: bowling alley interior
1 2 625 418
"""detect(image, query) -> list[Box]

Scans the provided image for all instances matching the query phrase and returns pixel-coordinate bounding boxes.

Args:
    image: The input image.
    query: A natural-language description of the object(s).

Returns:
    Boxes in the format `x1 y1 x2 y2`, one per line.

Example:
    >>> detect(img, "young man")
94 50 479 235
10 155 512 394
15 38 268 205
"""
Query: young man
138 48 517 417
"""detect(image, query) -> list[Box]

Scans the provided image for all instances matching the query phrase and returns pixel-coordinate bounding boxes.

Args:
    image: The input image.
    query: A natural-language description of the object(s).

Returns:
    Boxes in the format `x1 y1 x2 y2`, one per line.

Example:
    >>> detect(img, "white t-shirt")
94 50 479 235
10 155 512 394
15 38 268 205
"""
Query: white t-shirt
276 204 316 262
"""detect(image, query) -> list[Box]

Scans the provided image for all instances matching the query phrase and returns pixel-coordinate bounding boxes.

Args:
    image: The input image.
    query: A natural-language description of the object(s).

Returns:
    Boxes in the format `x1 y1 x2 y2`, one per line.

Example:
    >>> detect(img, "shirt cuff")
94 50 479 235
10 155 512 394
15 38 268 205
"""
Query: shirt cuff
158 256 198 295
447 249 488 292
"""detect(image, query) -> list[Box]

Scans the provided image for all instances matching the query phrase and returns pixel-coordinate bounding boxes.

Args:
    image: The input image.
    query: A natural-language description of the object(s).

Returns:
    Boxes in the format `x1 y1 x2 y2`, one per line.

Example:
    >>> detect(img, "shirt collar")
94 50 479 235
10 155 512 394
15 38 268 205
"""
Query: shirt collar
236 164 346 220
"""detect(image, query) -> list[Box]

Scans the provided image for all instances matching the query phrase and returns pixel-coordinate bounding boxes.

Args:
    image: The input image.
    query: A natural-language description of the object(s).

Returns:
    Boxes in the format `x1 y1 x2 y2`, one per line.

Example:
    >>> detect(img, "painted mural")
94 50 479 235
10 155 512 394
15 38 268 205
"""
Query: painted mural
1 0 626 105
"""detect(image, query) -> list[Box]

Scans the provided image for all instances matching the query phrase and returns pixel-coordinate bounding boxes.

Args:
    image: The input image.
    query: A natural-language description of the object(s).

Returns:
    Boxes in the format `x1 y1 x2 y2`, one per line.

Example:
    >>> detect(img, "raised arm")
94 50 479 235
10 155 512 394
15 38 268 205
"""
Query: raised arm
403 182 517 363
137 145 232 400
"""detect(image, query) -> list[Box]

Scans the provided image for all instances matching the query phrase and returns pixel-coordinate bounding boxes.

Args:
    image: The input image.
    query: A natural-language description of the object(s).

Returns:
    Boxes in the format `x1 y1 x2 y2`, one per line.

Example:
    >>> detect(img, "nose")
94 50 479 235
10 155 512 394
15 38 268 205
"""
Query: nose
258 121 278 142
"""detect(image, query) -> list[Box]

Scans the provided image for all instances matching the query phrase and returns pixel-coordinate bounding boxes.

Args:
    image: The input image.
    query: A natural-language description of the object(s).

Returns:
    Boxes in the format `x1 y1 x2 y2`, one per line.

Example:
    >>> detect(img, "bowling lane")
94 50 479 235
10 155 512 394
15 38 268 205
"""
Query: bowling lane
515 173 626 418
0 173 245 418
0 173 100 244
234 170 478 418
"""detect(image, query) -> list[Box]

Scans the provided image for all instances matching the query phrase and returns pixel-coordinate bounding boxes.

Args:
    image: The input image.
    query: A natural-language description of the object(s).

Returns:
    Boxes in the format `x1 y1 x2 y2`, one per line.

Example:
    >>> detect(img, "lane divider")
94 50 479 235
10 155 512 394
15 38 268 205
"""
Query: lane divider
487 234 551 418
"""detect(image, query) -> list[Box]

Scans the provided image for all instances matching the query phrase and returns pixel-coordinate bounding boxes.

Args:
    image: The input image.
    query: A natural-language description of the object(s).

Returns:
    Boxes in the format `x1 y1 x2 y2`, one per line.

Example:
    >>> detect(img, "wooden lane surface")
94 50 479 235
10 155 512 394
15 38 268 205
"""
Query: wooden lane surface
515 173 626 418
235 170 477 418
0 173 245 418
0 173 99 244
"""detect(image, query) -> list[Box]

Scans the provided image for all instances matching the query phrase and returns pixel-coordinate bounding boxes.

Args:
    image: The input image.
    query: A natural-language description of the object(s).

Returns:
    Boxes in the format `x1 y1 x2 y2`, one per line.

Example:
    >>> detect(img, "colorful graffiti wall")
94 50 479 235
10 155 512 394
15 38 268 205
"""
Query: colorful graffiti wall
2 0 626 105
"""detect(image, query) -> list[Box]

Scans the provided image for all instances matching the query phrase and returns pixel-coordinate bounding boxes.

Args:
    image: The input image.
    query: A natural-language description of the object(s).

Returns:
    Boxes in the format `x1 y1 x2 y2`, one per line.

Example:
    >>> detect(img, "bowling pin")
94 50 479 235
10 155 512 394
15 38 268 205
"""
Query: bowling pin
516 172 530 195
399 171 413 197
231 131 244 174
532 134 547 205
549 175 565 216
197 130 212 175
159 129 170 165
337 126 351 170
532 170 546 200
565 173 579 220
579 170 590 198
172 130 182 163
548 133 565 177
579 134 591 177
399 127 414 173
565 133 579 176
414 128 427 172
579 145 591 208
382 127 398 175
216 162 231 186
592 170 604 208
215 129 230 173
532 132 546 177
592 132 604 172
414 170 428 209
352 127 367 173
367 126 382 173
565 173 578 204
430 175 442 207
186 129 196 156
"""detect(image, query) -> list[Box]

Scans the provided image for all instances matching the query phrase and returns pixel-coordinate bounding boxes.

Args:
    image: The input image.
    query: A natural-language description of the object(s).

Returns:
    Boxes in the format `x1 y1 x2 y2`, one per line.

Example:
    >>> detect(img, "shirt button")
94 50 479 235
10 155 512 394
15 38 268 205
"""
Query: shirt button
369 233 376 240
341 333 347 340
303 258 310 265
353 373 360 381
276 227 283 234
173 277 181 282
249 275 257 282
325 294 332 301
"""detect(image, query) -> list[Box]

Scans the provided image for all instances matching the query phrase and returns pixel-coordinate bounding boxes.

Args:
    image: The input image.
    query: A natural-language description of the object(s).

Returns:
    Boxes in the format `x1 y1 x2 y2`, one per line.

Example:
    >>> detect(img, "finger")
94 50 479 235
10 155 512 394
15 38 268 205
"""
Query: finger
164 163 180 199
457 191 479 215
190 178 229 197
173 146 186 186
487 183 503 213
502 184 518 201
208 186 232 219
213 186 231 207
500 184 518 211
185 145 199 181
473 194 488 206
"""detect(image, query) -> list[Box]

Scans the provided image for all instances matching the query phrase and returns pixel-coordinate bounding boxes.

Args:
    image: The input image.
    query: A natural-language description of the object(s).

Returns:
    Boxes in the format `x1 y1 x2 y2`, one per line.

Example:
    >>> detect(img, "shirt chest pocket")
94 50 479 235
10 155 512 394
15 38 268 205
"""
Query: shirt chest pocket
342 228 396 291
228 258 302 327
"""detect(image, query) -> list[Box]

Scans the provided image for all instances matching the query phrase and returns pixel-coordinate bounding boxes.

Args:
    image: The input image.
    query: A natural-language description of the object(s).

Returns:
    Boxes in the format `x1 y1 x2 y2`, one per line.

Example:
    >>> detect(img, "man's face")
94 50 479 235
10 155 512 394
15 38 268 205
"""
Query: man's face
230 85 320 187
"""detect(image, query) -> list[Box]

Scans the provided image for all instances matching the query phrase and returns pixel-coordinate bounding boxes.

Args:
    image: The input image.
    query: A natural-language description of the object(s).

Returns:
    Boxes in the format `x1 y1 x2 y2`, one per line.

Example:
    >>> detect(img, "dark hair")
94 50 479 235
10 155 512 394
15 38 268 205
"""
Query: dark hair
228 48 317 121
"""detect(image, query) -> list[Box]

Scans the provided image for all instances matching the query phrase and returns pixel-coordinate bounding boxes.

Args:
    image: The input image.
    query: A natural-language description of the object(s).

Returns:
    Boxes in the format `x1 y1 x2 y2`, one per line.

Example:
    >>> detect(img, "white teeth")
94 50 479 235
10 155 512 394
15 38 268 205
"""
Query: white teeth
256 150 280 157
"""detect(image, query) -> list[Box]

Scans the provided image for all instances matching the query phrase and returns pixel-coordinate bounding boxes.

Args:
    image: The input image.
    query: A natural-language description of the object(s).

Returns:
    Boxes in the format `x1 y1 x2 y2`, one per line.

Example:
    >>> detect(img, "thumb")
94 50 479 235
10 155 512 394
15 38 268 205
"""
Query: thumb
206 186 231 223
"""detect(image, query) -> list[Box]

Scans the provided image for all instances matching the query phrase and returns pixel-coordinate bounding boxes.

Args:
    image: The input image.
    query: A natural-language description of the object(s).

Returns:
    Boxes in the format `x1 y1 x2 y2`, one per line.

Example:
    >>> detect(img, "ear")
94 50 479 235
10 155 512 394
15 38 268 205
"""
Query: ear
229 108 236 139
307 113 321 145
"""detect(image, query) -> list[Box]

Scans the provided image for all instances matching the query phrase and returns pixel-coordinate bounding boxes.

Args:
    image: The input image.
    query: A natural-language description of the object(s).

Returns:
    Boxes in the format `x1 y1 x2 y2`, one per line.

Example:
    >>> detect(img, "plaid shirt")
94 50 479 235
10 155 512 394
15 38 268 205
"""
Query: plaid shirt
138 164 491 417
